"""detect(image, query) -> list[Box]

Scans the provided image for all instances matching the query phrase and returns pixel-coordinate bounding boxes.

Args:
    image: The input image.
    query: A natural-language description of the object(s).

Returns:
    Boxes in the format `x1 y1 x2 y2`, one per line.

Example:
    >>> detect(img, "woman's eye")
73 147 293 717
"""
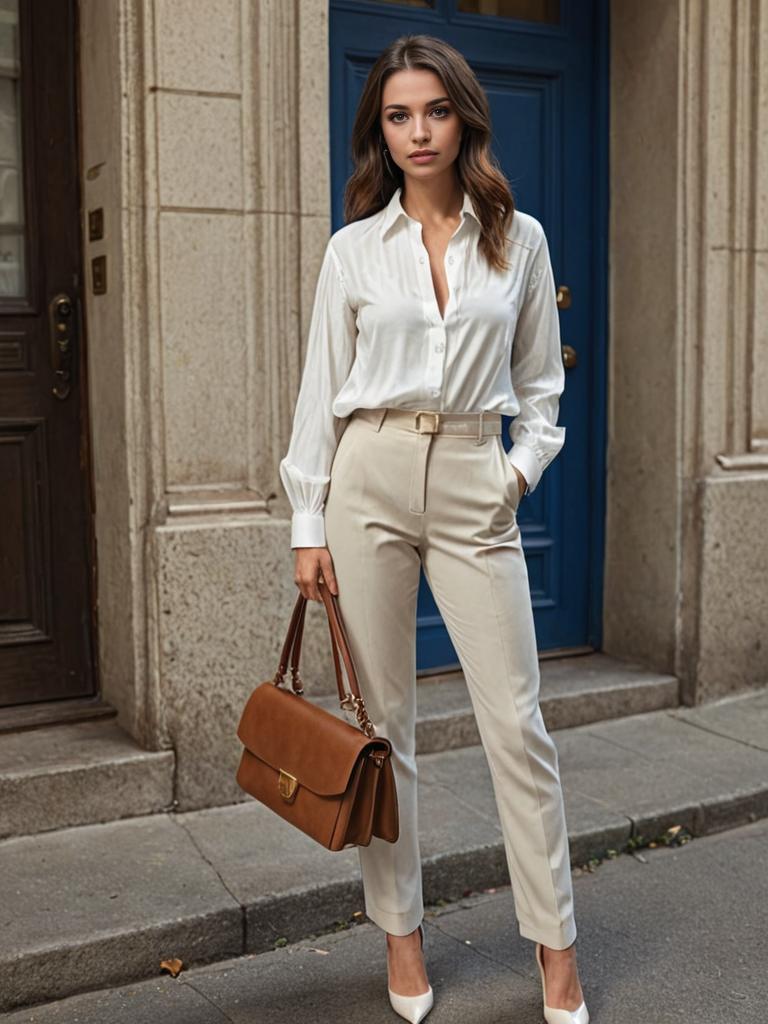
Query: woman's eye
387 106 451 123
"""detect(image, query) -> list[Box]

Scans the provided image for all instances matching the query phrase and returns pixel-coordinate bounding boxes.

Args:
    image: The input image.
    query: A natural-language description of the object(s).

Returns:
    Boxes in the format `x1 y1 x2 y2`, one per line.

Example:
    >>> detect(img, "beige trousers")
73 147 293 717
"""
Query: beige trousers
323 406 577 950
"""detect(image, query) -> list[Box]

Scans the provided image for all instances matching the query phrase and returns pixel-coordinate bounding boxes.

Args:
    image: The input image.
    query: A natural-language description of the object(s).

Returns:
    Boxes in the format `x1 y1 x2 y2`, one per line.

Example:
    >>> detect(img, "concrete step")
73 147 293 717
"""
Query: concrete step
319 651 680 753
0 719 175 840
1 686 767 1014
0 654 673 843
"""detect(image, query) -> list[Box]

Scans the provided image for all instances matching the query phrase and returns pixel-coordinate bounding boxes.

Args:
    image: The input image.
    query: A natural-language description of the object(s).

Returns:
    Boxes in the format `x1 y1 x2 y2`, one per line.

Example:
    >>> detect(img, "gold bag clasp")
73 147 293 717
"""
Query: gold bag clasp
279 769 298 803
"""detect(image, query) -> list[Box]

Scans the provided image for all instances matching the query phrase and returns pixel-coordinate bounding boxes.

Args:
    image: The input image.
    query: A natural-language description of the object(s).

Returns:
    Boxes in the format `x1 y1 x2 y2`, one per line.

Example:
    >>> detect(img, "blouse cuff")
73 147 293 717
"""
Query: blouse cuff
291 511 326 549
506 442 543 495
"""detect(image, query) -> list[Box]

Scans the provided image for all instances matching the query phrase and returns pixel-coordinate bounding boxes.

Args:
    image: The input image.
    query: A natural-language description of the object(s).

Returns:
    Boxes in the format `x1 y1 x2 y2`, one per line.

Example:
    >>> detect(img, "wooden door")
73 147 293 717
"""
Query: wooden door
0 0 96 710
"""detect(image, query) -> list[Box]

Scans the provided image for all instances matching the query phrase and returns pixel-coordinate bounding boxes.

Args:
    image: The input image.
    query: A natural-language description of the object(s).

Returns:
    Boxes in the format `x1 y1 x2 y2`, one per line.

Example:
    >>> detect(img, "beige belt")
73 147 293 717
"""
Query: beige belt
351 407 503 514
352 406 503 438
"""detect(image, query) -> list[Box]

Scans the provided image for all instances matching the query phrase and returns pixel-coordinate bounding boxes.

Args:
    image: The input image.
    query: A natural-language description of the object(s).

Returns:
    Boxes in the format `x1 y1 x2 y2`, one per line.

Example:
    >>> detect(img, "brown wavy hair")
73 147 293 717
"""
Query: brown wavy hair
343 34 516 272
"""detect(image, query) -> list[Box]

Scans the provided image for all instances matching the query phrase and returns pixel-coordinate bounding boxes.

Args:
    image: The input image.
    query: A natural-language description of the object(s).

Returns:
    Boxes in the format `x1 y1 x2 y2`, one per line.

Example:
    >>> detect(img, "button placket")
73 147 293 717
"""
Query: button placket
411 219 465 405
425 323 446 398
428 238 459 397
409 222 433 324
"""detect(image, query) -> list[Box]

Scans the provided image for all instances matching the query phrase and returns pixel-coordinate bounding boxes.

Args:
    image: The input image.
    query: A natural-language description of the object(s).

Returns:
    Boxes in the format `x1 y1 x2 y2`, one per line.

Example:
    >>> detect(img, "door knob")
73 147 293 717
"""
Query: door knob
562 344 577 368
556 285 575 367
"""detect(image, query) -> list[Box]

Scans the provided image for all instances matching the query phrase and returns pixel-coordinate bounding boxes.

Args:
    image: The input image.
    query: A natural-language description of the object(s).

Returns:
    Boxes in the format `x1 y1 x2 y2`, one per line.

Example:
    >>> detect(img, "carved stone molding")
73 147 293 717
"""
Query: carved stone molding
680 0 768 471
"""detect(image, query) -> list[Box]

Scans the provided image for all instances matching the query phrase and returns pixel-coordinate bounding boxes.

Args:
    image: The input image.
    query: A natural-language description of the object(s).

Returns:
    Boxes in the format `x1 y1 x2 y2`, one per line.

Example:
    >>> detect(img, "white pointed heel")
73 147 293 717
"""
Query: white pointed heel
535 942 589 1024
387 923 434 1023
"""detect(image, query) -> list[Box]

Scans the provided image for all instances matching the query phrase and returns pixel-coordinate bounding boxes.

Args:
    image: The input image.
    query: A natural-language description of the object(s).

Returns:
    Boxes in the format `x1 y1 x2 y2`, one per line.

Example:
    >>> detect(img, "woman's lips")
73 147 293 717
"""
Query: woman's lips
409 152 437 164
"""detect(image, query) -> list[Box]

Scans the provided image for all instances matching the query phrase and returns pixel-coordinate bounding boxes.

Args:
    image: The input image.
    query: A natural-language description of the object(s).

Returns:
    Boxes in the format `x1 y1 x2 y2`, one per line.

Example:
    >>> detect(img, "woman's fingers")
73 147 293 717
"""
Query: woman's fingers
294 548 338 601
319 552 339 596
294 548 319 601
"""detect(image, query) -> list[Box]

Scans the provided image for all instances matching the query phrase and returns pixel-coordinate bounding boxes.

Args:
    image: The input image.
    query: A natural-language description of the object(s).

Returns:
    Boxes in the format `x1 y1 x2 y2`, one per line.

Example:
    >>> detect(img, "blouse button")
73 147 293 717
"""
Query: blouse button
448 256 454 265
435 343 444 352
419 256 425 264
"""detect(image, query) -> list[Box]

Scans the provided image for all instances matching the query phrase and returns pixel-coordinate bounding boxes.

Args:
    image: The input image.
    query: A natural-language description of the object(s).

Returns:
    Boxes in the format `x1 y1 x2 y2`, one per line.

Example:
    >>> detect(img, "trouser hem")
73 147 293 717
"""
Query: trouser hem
518 916 578 950
364 899 424 936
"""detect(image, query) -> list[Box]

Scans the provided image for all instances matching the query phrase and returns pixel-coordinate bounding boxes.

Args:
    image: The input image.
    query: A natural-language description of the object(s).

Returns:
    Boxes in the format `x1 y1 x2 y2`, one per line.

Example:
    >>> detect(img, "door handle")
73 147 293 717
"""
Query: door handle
555 285 577 368
49 292 76 399
562 344 577 368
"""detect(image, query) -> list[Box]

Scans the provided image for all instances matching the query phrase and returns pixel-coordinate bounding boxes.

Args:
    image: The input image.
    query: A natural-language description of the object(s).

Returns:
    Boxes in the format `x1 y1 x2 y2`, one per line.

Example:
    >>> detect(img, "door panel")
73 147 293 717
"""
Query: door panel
0 0 95 706
329 0 606 667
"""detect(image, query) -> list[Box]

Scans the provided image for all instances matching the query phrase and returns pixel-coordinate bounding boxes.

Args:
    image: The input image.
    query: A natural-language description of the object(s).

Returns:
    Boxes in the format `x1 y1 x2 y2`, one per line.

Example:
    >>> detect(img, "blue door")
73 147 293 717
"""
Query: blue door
329 0 608 668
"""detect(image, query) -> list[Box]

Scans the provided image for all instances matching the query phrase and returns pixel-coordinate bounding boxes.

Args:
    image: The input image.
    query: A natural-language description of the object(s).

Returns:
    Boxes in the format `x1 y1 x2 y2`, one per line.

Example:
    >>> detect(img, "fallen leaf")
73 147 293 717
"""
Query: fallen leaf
160 958 184 977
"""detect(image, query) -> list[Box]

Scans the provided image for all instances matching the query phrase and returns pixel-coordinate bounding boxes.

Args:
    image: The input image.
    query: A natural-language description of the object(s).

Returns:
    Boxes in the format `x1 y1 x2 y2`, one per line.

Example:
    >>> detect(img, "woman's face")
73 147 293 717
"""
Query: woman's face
380 68 463 183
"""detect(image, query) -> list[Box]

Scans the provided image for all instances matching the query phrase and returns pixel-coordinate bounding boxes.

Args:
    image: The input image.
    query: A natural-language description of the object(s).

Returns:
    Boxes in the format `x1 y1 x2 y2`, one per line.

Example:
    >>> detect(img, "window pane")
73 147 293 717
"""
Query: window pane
0 0 25 299
457 0 560 23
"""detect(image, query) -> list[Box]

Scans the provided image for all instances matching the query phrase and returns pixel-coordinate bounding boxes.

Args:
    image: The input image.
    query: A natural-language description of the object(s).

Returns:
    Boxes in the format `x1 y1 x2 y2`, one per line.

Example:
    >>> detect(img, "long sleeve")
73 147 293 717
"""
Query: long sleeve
506 225 566 494
279 239 357 548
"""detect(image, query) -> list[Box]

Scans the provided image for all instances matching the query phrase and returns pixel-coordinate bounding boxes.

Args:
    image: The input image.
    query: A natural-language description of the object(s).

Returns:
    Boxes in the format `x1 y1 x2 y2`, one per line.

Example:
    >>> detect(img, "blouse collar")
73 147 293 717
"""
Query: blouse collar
378 185 480 240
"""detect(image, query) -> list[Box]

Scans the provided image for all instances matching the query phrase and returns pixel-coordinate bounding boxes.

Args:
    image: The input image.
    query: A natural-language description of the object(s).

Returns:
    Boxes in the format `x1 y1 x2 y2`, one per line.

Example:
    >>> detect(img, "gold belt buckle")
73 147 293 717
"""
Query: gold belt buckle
415 410 441 433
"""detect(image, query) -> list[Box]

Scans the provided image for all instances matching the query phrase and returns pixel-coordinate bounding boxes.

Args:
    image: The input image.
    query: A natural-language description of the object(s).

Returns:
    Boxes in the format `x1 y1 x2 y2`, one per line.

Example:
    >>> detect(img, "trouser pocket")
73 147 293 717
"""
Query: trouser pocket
493 434 522 511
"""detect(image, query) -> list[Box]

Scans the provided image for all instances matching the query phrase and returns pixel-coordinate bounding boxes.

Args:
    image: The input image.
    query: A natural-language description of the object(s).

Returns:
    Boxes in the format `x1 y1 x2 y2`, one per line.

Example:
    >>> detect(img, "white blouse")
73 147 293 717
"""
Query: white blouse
279 185 566 549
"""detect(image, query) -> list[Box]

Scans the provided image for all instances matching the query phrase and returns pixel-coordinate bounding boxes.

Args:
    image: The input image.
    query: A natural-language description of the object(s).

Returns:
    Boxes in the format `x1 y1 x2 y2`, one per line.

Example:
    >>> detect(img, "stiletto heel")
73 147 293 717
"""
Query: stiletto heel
387 924 434 1023
535 942 589 1024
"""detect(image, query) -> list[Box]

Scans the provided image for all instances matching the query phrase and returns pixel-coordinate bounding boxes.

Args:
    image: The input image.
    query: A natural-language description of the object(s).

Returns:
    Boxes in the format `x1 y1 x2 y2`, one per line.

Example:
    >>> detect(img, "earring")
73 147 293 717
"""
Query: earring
382 144 397 179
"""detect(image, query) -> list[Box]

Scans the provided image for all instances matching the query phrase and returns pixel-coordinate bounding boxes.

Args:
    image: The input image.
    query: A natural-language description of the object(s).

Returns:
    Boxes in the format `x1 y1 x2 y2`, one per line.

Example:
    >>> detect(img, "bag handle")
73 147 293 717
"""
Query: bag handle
273 584 376 738
276 587 358 704
274 591 308 691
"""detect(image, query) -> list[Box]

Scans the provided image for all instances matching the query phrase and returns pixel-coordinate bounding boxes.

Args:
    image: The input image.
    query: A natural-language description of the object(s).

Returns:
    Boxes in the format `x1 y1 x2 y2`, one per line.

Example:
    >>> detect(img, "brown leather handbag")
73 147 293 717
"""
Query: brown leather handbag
235 581 399 851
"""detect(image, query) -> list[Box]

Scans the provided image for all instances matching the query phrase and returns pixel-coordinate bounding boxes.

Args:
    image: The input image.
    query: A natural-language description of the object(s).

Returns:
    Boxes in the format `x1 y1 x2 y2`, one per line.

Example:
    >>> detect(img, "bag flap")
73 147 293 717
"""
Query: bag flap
237 681 387 797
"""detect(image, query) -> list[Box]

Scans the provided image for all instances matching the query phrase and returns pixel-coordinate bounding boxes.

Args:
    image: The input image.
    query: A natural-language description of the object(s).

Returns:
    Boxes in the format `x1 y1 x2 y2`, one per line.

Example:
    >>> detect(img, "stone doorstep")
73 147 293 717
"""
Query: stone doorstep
317 650 681 753
0 653 677 841
0 718 175 841
1 687 767 1014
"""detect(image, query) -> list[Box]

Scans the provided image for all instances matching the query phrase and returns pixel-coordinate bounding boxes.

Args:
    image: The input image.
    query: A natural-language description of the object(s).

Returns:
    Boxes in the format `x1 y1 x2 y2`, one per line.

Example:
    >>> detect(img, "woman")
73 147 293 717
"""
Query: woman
279 34 589 1024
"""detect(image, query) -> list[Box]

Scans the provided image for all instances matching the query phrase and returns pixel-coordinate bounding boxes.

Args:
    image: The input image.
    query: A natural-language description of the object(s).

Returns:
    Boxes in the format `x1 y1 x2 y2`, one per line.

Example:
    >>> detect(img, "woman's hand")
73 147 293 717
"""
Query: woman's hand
293 547 339 602
512 466 527 501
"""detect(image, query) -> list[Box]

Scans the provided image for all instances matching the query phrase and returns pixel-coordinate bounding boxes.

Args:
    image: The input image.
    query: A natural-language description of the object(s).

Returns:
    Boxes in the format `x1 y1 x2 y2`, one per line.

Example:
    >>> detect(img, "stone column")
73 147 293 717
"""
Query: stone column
607 0 768 703
678 0 768 700
80 0 336 809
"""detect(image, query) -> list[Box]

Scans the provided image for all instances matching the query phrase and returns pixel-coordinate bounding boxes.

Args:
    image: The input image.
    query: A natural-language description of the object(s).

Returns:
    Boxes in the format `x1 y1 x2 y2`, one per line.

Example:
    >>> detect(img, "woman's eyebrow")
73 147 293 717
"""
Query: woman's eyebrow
383 96 451 111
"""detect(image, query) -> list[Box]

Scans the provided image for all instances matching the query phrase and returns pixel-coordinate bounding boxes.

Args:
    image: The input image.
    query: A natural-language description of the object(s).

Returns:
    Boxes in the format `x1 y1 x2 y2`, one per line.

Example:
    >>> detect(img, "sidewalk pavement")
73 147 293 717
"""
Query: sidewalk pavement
1 687 767 1015
2 815 766 1023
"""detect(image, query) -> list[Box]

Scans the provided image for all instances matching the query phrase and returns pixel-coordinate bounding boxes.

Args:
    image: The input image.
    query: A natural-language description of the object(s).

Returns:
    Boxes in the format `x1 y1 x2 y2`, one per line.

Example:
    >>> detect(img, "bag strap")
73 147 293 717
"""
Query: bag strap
320 585 377 736
274 591 307 691
273 585 376 738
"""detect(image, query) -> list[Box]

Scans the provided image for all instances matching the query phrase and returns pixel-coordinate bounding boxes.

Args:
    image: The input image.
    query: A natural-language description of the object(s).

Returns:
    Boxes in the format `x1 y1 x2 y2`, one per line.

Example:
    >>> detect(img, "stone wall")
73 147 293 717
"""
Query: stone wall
77 0 768 811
